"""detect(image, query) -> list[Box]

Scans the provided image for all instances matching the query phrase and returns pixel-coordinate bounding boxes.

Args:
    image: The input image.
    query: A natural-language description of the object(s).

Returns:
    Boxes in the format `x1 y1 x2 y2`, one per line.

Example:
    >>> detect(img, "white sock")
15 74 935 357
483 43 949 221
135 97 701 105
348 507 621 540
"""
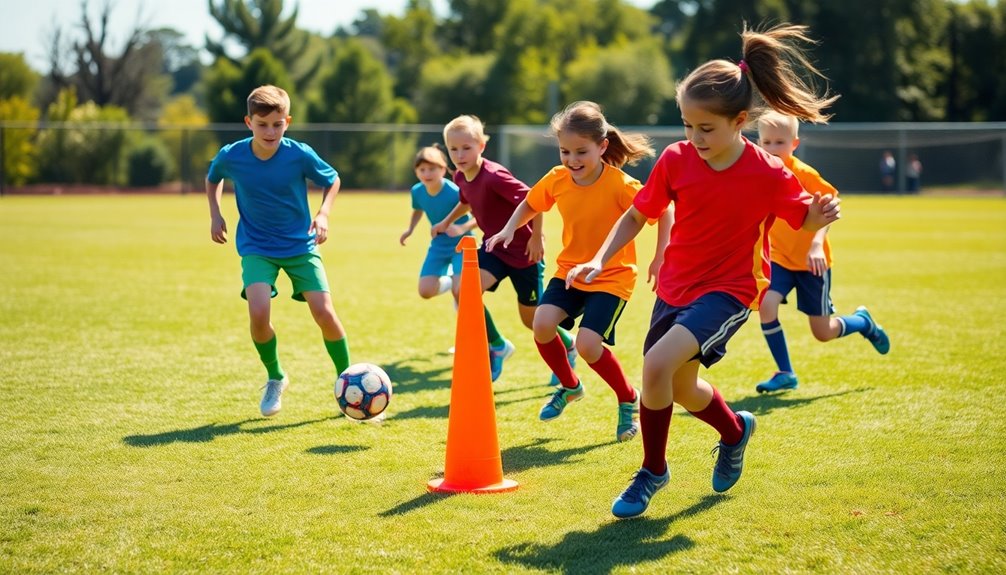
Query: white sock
438 276 452 295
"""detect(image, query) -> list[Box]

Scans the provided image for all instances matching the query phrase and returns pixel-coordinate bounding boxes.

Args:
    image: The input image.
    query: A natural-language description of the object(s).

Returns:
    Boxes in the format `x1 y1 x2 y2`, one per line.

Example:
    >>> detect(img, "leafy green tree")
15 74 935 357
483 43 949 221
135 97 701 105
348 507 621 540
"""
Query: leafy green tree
946 1 1006 121
414 53 494 123
563 41 674 125
0 53 39 101
442 0 511 53
203 48 292 123
381 0 441 100
159 95 219 188
0 96 40 185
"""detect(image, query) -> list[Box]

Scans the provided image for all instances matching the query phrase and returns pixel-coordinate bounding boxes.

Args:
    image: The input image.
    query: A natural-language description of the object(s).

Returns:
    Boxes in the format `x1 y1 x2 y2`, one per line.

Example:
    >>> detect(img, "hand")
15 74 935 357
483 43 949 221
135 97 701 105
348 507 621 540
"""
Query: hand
430 221 447 238
485 230 513 253
566 260 602 289
445 224 464 238
807 245 827 276
399 229 412 246
647 256 663 292
310 213 330 244
211 215 228 244
526 234 544 263
813 192 841 225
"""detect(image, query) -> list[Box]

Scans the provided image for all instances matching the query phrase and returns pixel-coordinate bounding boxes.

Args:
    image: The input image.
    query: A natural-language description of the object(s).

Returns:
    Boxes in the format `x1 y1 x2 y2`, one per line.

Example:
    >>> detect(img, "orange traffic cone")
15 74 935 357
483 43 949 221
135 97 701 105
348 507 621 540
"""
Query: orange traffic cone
427 235 518 493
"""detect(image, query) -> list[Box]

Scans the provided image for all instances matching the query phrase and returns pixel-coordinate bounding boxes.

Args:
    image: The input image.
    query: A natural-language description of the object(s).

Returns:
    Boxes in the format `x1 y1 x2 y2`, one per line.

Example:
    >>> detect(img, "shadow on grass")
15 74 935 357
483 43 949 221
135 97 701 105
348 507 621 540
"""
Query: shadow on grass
391 391 540 421
381 358 452 395
495 494 724 574
502 437 610 473
123 416 337 447
305 444 369 455
726 387 872 417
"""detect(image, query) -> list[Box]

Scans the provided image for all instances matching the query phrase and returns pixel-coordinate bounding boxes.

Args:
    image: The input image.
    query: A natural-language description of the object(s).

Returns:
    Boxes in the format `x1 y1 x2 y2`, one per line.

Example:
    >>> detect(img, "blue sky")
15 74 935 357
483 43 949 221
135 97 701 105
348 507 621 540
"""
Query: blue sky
2 0 655 72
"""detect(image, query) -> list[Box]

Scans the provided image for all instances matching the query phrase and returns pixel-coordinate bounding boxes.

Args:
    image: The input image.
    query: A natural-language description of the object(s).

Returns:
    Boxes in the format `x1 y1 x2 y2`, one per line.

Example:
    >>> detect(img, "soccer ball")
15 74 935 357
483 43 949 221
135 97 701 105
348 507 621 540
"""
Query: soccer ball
335 363 392 421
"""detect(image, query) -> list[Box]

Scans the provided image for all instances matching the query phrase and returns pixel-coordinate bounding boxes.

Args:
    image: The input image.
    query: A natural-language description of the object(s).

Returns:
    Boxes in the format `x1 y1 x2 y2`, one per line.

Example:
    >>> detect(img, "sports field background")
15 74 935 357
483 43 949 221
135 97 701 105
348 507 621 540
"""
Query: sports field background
1 194 1004 573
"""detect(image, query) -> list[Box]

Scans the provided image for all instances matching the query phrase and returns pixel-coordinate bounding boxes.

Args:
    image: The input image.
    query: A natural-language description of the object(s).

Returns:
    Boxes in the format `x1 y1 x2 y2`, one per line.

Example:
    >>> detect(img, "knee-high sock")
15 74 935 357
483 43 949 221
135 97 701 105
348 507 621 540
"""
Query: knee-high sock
325 337 351 375
761 320 793 373
535 336 577 389
586 347 636 403
254 335 285 381
688 387 743 445
641 402 673 476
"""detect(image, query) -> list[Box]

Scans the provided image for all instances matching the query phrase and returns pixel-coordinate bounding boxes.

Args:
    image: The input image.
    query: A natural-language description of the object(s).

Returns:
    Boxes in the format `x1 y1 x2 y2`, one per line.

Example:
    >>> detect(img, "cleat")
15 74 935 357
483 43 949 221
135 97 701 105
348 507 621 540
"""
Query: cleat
260 377 289 417
538 383 584 421
611 465 670 518
616 389 641 442
756 371 799 393
489 339 516 382
855 306 890 355
711 411 756 493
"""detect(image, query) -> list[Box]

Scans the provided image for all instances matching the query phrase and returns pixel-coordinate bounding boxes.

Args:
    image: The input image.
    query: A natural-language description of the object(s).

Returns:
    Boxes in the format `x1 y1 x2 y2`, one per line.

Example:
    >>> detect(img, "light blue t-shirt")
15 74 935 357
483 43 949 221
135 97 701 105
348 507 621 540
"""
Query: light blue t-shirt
207 137 338 258
410 178 473 245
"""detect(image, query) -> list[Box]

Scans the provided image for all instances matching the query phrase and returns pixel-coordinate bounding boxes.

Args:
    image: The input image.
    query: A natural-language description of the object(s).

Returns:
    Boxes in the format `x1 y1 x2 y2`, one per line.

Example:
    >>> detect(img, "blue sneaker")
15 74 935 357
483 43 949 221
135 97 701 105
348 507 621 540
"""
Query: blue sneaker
539 383 584 421
854 306 890 355
260 377 289 417
611 465 670 518
756 371 798 393
711 411 756 493
616 389 640 442
489 339 516 382
548 346 578 386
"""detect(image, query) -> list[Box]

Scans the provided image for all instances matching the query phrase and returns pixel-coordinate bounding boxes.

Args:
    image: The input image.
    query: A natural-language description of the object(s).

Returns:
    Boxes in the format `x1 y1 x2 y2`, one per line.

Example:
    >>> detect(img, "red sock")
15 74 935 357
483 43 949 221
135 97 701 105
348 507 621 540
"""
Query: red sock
535 336 578 389
688 387 743 445
586 347 636 403
641 402 672 475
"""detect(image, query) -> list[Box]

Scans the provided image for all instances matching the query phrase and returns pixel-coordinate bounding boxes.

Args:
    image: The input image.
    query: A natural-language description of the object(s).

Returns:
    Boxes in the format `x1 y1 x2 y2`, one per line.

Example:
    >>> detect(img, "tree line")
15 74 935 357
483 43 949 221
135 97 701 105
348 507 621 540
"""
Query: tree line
1 0 1004 188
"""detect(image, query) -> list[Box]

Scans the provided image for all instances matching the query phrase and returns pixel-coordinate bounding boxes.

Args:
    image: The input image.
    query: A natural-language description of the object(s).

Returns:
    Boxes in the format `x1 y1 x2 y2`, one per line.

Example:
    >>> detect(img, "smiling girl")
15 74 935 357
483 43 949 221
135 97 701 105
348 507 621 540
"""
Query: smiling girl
486 101 671 443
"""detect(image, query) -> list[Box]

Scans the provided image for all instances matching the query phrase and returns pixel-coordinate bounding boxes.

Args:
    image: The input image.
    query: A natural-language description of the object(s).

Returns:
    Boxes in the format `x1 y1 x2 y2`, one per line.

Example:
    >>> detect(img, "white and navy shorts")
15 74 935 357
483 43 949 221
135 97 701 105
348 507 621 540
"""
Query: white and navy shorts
768 262 835 317
643 292 750 368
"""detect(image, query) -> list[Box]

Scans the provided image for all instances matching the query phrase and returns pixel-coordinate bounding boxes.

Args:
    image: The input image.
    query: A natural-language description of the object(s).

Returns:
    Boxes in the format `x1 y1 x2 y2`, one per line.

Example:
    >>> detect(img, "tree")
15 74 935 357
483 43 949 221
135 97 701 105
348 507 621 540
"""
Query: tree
0 96 40 186
0 53 39 101
203 48 291 123
381 0 441 100
945 1 1006 121
146 28 204 96
414 53 494 123
563 41 674 125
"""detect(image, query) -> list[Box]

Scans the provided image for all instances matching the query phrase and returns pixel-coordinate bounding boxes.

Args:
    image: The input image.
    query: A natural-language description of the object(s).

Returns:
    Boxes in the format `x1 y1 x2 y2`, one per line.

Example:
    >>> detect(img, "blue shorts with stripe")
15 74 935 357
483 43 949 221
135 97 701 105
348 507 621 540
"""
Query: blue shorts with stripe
643 292 750 368
420 238 464 278
768 262 835 317
478 247 545 306
540 277 626 345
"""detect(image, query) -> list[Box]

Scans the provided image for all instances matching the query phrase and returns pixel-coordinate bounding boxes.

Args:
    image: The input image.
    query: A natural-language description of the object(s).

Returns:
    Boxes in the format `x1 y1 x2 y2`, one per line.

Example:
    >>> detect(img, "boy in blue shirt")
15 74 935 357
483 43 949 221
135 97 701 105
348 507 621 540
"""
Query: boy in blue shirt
207 85 351 417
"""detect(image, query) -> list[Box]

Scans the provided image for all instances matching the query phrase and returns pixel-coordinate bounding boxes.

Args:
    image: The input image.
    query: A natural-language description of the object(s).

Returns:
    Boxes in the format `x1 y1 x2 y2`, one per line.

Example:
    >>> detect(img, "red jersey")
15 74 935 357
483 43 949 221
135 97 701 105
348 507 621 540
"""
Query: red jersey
454 158 536 268
634 138 810 310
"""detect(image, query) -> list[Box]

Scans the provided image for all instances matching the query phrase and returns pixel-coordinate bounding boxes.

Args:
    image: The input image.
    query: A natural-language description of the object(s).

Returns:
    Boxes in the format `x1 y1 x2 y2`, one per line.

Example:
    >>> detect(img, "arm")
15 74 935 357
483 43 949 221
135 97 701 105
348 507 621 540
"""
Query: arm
566 205 647 288
526 212 545 262
447 216 479 237
207 177 227 244
806 225 829 276
310 176 341 245
431 202 471 237
400 209 424 245
484 199 538 253
801 192 840 232
647 206 674 291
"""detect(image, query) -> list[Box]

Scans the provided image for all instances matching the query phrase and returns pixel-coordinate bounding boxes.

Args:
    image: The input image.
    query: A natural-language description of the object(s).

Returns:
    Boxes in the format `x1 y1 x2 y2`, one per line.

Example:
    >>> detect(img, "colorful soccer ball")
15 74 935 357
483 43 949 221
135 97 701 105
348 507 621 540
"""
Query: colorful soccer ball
335 363 392 421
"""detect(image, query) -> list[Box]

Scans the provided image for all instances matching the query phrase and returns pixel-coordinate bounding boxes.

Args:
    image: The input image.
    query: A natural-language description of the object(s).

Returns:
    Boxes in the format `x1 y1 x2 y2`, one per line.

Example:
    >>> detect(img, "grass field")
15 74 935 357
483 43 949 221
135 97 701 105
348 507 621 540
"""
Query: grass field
2 194 1004 574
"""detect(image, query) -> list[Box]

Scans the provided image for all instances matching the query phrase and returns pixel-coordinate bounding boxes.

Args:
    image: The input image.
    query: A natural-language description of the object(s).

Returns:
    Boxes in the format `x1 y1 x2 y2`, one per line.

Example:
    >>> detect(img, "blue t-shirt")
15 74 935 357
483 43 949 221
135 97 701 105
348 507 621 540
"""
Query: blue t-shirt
207 137 338 258
410 178 473 246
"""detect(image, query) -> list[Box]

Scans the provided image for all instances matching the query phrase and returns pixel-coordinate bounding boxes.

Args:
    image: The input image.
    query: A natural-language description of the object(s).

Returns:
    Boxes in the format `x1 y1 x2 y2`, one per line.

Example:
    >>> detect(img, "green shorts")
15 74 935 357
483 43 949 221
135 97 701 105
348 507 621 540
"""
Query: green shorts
241 252 329 302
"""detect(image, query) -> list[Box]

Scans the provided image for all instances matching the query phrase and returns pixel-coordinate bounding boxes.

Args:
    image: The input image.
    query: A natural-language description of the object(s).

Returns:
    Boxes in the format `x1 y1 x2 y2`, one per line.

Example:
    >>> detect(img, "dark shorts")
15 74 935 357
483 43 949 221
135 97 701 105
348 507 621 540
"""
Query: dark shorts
540 277 627 345
643 292 750 368
478 247 544 306
768 262 835 317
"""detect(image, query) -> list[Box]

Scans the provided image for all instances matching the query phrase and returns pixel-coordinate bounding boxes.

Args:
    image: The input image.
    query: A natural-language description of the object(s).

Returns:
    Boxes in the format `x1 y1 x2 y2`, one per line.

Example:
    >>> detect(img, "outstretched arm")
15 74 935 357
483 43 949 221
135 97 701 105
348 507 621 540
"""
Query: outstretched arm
806 225 829 276
566 205 648 288
400 209 424 245
485 199 539 253
207 178 227 244
802 192 841 232
431 202 471 237
647 206 674 291
310 176 341 245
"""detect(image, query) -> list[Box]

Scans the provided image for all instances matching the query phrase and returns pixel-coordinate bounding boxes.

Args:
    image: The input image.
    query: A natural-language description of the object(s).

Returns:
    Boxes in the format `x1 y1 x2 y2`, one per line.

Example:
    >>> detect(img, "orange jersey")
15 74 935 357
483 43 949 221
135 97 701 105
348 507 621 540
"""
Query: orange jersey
526 165 646 300
769 156 838 271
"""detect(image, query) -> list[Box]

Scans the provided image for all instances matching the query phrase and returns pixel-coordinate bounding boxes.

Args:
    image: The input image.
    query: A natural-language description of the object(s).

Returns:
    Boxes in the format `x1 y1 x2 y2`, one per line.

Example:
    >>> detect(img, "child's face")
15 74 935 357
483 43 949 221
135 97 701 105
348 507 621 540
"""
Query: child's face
444 130 485 175
679 96 746 168
245 110 291 152
415 161 446 184
758 123 799 160
557 130 608 186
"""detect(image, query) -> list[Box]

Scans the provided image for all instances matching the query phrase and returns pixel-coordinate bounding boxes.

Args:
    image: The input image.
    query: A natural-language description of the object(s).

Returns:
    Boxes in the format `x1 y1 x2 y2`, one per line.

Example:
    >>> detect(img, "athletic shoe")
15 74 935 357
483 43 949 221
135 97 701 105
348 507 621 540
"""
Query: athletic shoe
611 465 670 519
711 411 756 493
489 339 516 382
547 346 579 386
260 377 289 417
616 389 641 442
755 371 799 393
855 306 890 355
538 382 585 421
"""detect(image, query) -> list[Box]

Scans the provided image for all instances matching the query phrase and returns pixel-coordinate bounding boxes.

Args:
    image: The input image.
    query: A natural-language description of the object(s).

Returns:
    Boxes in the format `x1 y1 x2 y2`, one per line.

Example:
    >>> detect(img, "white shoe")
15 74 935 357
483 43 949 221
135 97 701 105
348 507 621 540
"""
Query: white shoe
260 377 288 417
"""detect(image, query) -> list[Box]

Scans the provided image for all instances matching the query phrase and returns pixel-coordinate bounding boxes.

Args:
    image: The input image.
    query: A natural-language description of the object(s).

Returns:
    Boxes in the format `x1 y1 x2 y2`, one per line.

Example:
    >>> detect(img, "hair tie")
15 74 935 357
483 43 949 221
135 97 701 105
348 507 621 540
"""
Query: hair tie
738 60 749 73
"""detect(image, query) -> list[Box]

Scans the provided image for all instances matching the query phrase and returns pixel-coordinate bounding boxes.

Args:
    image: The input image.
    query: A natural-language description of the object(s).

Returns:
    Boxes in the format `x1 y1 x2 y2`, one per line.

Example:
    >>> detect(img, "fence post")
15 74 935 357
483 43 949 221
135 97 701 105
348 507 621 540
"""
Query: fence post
897 128 907 194
181 128 190 194
499 126 510 169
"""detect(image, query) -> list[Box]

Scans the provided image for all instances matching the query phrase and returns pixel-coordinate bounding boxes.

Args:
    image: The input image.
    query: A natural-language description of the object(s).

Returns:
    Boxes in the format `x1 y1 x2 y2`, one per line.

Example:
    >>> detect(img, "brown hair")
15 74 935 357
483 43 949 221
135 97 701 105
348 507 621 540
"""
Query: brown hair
247 85 291 118
414 144 453 176
549 101 655 168
443 115 490 145
676 23 838 124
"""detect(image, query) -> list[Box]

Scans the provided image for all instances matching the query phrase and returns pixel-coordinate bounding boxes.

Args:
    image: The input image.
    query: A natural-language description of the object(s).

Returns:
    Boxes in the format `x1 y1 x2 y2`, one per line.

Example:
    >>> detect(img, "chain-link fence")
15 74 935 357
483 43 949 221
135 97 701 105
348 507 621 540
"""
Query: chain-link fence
2 121 1004 195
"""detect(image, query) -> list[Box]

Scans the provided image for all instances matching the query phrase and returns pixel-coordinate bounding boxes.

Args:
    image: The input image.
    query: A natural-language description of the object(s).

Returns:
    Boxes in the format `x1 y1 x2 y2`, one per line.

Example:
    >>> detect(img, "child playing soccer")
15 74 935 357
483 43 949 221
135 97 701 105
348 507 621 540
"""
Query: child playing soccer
754 111 890 393
207 84 351 417
431 115 576 383
567 24 842 518
486 101 671 442
399 145 476 314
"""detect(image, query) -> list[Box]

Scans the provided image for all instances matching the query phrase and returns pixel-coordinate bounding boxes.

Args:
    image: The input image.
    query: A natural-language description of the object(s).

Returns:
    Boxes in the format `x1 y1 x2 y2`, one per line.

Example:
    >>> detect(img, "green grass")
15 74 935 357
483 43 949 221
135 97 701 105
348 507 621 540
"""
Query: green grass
1 194 1004 574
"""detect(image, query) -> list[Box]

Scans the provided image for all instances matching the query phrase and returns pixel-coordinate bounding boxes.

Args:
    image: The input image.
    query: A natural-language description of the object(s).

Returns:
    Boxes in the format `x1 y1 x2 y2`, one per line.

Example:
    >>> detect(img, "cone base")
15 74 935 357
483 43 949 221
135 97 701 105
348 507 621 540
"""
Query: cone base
427 477 519 494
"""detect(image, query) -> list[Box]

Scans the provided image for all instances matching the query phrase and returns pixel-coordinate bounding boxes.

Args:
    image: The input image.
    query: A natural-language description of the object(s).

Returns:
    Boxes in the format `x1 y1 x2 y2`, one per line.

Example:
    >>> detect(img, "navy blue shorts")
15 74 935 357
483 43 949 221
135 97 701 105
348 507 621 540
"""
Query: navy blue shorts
643 292 750 368
478 246 544 306
768 262 835 317
540 277 627 345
